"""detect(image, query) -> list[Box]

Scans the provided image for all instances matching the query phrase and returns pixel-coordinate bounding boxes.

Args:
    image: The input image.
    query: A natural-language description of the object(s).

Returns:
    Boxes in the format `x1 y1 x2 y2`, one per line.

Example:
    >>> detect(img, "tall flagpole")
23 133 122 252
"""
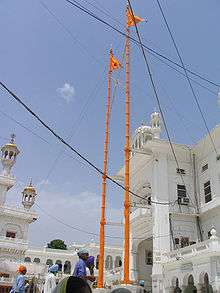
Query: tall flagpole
97 50 112 288
123 8 131 284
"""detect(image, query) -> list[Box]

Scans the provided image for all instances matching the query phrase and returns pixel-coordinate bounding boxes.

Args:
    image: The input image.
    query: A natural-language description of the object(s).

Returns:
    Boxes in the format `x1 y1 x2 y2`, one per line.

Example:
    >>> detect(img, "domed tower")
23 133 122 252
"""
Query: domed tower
1 134 20 176
151 111 161 139
0 134 19 205
22 180 37 210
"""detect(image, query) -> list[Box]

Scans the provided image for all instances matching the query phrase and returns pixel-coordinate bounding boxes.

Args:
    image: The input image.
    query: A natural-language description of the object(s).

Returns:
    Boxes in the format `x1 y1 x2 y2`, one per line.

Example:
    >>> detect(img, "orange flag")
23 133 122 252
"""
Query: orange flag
110 49 122 72
127 8 144 27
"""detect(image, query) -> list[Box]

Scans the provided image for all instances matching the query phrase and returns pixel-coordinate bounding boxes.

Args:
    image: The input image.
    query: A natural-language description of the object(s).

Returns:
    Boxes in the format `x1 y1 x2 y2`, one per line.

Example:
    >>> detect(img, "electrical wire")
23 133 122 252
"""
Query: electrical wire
40 0 101 65
155 0 218 155
62 0 220 89
35 202 172 240
0 81 173 205
127 0 196 208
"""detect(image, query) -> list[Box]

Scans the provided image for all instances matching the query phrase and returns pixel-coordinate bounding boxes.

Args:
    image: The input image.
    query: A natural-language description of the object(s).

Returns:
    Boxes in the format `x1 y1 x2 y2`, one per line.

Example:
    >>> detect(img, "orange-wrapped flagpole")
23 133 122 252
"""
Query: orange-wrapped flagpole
123 12 131 284
97 57 111 289
98 48 121 288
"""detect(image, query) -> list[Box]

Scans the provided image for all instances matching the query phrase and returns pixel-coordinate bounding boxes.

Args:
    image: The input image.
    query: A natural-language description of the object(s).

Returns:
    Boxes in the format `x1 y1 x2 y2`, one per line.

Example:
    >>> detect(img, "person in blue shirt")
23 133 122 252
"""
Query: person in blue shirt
10 265 28 293
73 249 95 283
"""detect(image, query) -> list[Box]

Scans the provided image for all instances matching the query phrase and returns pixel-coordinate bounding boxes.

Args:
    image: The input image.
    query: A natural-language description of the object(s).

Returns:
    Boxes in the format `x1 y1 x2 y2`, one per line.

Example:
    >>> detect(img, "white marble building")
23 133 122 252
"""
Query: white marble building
0 135 122 289
116 111 220 292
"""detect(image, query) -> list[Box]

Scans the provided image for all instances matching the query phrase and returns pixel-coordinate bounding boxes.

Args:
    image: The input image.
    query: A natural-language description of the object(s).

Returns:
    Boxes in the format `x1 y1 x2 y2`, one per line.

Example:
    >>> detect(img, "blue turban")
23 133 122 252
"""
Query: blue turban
49 264 59 273
77 248 89 256
139 280 145 287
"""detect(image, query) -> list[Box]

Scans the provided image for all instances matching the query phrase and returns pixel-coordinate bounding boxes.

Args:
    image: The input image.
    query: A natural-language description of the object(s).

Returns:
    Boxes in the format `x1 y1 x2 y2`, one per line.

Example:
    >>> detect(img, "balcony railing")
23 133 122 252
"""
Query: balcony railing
165 236 220 262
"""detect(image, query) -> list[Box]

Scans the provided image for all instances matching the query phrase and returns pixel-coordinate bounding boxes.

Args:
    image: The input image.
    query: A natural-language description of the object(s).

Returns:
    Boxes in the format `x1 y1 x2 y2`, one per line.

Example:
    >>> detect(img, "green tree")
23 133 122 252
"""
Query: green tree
47 239 67 250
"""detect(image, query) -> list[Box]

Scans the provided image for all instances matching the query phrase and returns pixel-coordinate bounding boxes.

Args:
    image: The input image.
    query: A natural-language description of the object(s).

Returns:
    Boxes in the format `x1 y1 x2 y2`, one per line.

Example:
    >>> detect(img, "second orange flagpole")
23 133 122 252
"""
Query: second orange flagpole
97 50 112 288
123 11 131 284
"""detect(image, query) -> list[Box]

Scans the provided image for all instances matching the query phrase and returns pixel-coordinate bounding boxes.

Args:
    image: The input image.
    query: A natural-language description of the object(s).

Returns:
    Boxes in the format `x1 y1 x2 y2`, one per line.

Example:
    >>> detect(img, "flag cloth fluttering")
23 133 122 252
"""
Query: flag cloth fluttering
110 49 122 72
127 8 144 27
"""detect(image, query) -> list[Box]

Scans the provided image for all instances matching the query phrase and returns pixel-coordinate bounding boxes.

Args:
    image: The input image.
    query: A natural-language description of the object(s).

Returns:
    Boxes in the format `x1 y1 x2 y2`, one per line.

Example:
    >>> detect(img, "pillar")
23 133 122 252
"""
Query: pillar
151 152 170 293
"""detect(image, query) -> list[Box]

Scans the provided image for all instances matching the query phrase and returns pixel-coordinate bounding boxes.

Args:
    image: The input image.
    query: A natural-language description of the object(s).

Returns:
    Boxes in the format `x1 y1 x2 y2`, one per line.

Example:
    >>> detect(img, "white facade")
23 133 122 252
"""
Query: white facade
0 135 123 288
116 112 220 292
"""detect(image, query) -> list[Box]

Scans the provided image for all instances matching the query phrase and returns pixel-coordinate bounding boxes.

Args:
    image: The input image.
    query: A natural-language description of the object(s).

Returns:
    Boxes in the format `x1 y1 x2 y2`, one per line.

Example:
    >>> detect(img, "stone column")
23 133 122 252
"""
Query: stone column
151 152 170 293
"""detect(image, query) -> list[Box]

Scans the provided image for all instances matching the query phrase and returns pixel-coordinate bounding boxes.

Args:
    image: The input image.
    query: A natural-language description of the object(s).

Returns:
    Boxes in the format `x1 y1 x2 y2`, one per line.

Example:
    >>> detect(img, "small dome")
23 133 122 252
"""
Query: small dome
1 134 20 155
23 180 36 194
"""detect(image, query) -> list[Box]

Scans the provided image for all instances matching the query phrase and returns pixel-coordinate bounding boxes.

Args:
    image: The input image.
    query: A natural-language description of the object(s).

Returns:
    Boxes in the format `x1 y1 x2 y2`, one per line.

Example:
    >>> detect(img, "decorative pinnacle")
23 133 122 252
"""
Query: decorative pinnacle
10 134 16 144
29 178 33 186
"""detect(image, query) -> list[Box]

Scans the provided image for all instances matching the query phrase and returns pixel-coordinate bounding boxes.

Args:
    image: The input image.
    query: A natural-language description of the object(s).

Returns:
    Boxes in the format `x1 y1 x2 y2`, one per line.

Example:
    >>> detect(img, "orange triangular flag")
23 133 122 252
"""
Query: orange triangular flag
127 8 144 27
110 49 122 72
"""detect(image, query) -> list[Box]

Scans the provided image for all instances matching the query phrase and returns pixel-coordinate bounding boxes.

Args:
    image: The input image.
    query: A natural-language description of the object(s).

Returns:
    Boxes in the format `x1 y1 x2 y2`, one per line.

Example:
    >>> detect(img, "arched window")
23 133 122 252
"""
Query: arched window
64 261 71 274
33 258 40 264
184 275 197 293
24 257 31 263
46 259 53 266
174 278 181 293
56 260 62 271
105 255 113 270
202 273 213 292
147 196 151 205
145 250 153 265
115 256 122 268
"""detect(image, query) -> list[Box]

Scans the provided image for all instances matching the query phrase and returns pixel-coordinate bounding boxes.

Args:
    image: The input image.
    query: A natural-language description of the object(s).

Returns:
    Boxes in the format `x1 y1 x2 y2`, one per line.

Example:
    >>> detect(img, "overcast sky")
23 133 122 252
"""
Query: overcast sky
0 0 220 247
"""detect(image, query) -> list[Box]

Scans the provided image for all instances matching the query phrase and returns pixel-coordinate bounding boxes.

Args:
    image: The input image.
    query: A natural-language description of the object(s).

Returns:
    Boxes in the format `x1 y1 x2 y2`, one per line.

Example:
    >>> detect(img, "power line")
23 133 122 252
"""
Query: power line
127 0 196 208
40 1 218 98
0 81 172 205
35 202 173 240
62 0 220 89
155 0 218 155
40 0 101 65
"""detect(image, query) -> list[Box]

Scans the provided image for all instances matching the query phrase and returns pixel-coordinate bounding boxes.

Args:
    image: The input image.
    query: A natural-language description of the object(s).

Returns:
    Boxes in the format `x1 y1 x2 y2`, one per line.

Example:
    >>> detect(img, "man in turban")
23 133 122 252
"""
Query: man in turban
10 265 28 293
44 264 59 293
73 249 95 283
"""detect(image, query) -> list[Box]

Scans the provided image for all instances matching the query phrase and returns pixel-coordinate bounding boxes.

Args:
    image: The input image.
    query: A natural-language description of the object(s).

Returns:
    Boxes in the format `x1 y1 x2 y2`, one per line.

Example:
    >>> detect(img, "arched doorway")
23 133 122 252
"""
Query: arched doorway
33 258 40 264
201 273 213 293
136 238 152 291
64 261 71 274
105 255 113 270
24 257 31 263
173 278 182 293
46 259 53 266
184 275 197 293
55 260 62 272
96 255 99 270
115 256 122 268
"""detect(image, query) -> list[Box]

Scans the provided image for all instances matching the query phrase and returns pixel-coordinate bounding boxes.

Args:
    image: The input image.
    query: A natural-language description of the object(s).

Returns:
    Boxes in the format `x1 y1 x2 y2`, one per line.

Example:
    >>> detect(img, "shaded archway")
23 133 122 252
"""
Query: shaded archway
105 255 113 270
184 275 197 293
64 261 71 274
24 257 31 263
136 238 152 291
55 260 62 271
33 258 40 264
46 259 53 266
115 256 122 268
173 278 181 293
96 255 99 270
201 273 213 293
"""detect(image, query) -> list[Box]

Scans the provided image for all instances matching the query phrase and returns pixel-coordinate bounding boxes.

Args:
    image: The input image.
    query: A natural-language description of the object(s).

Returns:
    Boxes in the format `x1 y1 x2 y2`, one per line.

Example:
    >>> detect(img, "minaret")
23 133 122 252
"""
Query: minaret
151 111 161 139
22 180 37 210
0 134 20 205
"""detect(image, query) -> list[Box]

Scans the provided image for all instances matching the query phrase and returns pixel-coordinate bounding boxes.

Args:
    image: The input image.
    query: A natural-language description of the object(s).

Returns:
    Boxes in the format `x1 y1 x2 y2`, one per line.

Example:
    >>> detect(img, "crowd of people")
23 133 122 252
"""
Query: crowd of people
10 249 147 293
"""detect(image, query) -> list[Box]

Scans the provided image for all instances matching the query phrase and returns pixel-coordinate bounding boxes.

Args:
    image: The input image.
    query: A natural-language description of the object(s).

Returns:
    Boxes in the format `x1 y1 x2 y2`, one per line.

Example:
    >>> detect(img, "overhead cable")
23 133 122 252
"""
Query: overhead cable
155 0 218 155
127 0 196 208
0 81 172 205
62 0 220 88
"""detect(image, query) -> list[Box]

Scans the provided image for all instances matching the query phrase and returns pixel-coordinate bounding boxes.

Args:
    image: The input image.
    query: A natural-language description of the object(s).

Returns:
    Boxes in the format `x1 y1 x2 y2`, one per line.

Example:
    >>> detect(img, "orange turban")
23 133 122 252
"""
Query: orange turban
18 265 27 273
